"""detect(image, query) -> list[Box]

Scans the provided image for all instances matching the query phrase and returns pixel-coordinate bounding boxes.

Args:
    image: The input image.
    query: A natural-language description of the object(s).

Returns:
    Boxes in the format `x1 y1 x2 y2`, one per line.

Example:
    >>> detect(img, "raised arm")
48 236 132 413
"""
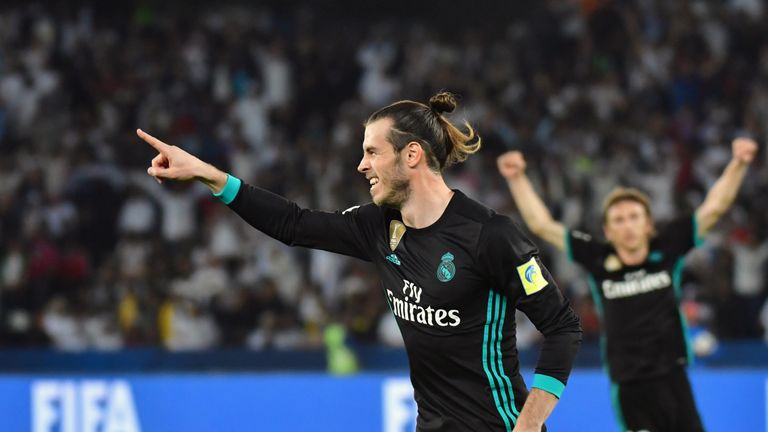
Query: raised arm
695 137 758 236
497 151 566 251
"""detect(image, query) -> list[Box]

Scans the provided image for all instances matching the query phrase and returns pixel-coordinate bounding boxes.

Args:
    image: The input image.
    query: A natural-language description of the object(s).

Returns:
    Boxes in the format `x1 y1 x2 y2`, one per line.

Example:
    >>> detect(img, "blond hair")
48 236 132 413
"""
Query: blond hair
601 187 653 225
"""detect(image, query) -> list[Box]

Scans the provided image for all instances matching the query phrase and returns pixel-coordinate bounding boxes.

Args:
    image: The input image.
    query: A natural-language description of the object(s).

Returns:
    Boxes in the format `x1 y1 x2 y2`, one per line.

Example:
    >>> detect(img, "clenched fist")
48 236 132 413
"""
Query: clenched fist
497 151 527 181
732 137 758 165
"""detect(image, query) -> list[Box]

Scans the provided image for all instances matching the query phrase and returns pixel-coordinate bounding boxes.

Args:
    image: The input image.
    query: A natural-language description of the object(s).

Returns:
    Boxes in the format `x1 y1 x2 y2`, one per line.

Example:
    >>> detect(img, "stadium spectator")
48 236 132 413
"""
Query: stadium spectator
0 1 766 353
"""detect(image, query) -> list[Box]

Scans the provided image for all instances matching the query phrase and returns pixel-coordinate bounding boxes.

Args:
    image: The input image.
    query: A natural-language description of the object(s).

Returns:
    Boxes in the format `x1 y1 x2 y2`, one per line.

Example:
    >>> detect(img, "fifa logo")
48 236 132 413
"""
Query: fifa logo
383 378 416 432
32 380 141 432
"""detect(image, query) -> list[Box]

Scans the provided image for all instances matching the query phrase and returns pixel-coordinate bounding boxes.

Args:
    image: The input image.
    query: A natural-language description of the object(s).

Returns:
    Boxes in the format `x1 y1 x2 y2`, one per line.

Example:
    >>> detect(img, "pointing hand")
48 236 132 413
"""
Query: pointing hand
137 129 204 183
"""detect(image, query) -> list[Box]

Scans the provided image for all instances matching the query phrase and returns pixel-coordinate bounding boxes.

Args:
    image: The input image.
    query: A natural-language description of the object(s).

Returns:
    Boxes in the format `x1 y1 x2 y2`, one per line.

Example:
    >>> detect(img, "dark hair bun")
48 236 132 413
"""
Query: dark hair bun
429 92 457 115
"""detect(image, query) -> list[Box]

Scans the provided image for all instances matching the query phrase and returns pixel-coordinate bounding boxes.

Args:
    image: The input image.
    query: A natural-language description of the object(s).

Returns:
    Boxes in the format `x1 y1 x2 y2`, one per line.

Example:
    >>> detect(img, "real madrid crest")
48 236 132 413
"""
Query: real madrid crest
436 252 456 282
604 254 623 272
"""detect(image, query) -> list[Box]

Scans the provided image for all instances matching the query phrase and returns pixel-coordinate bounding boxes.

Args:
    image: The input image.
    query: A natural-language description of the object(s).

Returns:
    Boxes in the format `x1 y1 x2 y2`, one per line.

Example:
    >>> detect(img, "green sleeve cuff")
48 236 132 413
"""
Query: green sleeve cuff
564 229 574 263
692 214 704 247
532 374 565 399
212 174 242 205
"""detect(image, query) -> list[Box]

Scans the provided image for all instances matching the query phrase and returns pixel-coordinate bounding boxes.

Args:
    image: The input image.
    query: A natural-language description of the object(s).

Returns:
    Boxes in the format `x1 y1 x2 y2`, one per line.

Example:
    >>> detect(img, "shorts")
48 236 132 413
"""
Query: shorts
612 367 704 432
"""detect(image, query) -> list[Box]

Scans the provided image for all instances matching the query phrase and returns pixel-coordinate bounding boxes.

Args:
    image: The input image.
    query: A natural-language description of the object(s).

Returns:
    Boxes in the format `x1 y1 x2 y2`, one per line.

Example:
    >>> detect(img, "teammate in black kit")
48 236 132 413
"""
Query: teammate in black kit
498 137 758 432
138 92 582 432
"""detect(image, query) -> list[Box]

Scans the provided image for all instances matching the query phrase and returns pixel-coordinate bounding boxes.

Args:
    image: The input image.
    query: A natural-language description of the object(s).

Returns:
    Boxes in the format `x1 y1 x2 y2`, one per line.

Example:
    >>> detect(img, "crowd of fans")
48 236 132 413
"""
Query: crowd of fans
1 1 767 354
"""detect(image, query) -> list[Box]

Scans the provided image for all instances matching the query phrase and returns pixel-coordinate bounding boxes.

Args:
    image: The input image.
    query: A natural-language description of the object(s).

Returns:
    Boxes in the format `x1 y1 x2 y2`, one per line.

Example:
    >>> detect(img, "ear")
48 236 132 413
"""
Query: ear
645 217 655 236
403 141 424 168
603 224 611 242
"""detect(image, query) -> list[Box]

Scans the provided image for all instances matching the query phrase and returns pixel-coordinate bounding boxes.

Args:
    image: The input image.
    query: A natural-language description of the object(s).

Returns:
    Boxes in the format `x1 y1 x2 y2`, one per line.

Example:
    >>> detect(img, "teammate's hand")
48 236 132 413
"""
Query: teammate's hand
497 151 527 180
732 137 758 165
137 129 205 183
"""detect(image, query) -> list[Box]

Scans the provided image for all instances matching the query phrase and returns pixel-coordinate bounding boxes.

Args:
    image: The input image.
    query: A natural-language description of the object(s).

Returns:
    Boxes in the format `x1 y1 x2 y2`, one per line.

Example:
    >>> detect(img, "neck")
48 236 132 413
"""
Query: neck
615 243 649 266
399 173 454 229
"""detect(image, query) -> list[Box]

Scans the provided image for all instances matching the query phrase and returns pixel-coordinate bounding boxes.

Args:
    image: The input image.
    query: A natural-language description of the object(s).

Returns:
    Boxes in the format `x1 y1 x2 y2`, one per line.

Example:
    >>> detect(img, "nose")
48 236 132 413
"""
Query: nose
357 155 369 174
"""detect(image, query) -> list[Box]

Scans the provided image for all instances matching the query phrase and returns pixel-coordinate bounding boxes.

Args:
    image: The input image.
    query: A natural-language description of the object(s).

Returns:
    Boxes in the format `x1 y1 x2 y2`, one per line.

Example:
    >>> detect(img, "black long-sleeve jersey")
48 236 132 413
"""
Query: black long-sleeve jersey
565 216 700 384
220 177 582 431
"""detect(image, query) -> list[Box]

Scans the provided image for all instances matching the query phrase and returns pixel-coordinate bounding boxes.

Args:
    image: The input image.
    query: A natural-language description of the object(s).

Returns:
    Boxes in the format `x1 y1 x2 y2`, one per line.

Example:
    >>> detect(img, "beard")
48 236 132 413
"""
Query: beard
377 177 411 209
374 160 411 210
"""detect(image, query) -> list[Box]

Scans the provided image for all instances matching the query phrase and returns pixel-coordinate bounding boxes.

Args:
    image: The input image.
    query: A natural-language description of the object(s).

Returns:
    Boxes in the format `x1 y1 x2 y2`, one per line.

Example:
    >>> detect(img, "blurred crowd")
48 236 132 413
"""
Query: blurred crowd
1 0 767 353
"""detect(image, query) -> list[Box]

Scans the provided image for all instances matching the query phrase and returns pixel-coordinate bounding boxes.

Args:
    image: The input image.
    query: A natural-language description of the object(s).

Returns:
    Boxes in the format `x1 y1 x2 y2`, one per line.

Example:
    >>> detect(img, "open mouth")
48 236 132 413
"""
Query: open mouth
369 177 380 191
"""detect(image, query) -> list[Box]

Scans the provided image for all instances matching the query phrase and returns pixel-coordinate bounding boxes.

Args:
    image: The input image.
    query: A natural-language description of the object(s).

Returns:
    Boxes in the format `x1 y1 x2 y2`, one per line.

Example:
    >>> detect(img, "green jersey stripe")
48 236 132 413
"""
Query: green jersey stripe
482 291 513 431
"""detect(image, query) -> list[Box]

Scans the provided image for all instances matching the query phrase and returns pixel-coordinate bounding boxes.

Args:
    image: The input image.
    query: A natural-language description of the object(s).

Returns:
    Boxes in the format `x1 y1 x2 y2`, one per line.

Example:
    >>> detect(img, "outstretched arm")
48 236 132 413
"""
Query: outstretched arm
136 129 373 260
695 137 758 236
497 151 566 251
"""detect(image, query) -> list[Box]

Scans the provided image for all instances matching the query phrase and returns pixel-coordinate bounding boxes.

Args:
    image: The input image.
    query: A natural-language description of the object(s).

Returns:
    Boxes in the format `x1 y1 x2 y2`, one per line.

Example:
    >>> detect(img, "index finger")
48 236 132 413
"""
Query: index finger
136 129 170 152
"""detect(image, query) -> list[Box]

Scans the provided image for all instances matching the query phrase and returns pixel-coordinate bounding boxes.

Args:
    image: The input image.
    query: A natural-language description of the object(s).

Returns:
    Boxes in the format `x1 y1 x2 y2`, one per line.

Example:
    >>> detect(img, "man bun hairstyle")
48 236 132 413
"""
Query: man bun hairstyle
367 91 481 172
428 92 457 115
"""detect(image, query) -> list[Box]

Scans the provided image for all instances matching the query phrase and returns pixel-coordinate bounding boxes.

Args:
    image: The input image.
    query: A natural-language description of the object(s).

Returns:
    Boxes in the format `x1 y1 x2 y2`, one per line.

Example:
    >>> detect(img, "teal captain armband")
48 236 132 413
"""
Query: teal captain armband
532 373 566 399
212 174 242 205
